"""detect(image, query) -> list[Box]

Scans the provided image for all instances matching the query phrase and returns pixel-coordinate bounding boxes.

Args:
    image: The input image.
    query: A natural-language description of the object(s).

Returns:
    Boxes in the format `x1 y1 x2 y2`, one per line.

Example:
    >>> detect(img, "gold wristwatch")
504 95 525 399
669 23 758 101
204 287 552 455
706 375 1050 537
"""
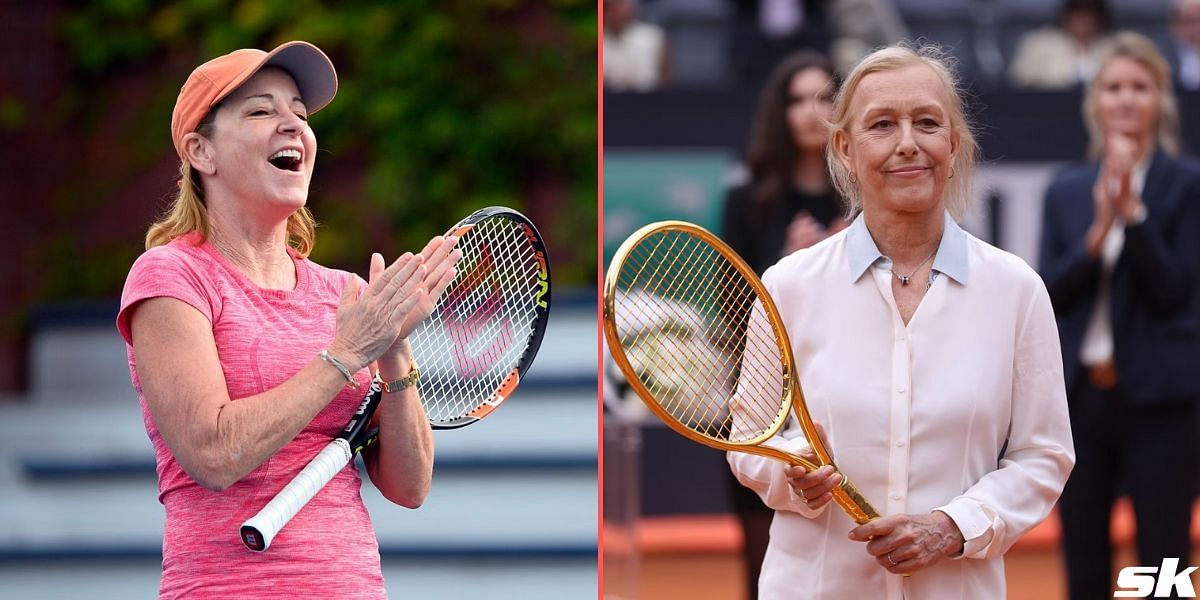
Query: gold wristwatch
377 361 420 393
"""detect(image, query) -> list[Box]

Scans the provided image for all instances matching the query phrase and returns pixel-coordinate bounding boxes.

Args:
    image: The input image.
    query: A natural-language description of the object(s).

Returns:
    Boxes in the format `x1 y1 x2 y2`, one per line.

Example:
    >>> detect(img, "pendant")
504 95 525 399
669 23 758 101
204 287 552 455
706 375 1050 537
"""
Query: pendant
898 275 910 285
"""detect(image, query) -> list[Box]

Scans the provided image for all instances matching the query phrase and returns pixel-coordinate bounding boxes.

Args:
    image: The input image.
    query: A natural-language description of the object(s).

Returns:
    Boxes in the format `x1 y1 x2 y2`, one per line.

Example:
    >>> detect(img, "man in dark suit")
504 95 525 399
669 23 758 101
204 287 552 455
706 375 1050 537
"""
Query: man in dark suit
1040 76 1200 597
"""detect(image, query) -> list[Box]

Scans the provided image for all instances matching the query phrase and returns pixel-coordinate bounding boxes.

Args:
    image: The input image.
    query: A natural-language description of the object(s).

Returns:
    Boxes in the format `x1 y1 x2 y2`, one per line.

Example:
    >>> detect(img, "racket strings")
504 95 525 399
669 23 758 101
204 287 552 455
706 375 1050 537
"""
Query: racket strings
410 217 541 423
611 230 790 444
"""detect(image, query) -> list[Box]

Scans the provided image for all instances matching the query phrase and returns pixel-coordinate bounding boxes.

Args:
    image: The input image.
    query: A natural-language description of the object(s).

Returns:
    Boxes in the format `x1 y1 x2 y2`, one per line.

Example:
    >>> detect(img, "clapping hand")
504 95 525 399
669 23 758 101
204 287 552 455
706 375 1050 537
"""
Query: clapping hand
372 235 463 361
328 236 462 370
783 211 830 255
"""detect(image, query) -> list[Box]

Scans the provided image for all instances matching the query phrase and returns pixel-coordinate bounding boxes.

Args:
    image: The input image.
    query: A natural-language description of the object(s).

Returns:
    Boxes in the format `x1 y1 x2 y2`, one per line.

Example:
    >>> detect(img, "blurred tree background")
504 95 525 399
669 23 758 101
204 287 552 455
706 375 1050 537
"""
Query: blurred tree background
0 0 597 391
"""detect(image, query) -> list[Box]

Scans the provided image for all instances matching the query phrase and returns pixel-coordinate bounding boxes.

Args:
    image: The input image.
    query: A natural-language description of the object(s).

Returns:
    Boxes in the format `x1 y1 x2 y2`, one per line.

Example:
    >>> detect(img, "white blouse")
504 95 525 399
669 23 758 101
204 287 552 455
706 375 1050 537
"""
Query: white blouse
729 213 1075 599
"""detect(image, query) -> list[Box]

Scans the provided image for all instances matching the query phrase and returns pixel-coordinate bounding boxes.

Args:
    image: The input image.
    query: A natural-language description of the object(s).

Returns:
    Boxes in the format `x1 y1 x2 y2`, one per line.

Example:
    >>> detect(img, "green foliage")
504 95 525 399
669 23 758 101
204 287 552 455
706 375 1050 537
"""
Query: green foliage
53 0 596 295
0 97 27 131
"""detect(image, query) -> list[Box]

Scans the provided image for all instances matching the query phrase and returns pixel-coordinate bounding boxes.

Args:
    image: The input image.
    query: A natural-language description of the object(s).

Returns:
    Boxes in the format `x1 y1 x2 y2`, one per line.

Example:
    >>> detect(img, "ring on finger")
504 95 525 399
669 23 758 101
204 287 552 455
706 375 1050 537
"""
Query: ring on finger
798 488 808 501
886 551 898 566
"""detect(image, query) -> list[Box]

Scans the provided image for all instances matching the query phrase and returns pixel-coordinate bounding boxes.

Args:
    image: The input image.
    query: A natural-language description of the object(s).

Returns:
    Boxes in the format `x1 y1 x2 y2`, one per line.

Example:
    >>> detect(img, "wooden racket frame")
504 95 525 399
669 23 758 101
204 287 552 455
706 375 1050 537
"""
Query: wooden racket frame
603 220 880 525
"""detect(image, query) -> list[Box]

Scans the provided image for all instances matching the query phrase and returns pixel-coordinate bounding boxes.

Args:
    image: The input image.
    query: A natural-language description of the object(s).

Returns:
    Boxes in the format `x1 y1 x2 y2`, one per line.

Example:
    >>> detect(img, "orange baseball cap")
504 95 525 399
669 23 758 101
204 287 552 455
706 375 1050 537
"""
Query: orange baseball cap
170 40 338 158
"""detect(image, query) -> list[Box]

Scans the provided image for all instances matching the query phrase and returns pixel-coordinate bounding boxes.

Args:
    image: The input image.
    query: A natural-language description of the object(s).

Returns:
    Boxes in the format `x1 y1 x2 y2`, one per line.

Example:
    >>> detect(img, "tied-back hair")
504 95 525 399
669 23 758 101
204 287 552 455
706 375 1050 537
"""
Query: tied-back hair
746 51 839 221
826 42 979 220
1083 31 1181 159
145 104 317 256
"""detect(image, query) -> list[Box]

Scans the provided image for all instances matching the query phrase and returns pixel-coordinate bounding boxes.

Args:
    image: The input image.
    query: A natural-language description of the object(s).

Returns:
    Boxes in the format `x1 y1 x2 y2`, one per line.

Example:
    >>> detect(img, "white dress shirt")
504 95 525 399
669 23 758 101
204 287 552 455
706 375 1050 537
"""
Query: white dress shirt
1008 28 1111 89
729 213 1075 599
602 22 666 91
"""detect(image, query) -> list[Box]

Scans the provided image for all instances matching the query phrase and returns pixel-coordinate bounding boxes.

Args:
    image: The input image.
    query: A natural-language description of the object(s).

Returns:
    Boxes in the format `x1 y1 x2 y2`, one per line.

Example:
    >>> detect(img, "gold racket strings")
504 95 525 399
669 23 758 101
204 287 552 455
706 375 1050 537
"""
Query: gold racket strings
610 228 790 445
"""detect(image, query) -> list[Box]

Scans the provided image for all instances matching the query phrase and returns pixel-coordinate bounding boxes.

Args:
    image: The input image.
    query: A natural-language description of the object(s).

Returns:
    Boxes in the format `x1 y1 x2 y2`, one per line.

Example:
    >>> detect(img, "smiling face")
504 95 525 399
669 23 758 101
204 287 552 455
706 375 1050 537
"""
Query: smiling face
1093 56 1160 144
833 63 958 218
191 67 316 221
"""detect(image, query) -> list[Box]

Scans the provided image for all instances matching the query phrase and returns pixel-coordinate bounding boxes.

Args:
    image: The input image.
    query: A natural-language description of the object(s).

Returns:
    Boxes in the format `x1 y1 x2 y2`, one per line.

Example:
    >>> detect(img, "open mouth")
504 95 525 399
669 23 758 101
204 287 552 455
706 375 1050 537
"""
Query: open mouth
268 149 303 172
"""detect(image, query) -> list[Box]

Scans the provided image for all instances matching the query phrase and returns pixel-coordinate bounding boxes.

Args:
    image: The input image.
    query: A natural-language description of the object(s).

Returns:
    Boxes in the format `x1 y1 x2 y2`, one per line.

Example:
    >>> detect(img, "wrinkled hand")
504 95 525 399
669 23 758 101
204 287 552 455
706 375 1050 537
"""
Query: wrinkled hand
848 511 965 575
329 253 426 371
784 422 840 511
375 235 463 361
326 235 462 370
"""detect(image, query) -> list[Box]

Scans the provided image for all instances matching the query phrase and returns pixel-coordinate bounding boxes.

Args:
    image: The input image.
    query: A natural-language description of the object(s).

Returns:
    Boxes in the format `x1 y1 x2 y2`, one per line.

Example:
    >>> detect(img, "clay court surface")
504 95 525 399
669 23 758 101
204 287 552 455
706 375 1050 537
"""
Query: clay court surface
604 500 1200 599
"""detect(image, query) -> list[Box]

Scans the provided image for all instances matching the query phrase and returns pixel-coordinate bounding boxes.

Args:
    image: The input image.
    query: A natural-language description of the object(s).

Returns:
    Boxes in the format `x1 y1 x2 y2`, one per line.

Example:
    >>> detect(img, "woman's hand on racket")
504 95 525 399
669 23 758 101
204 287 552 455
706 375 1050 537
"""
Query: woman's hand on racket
784 421 840 510
848 511 965 575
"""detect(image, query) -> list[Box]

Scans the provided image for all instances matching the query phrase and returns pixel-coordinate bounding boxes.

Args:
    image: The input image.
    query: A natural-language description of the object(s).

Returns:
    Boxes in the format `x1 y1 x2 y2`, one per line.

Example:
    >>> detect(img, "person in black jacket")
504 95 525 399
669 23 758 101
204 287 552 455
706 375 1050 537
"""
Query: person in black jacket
724 51 848 276
1039 31 1200 600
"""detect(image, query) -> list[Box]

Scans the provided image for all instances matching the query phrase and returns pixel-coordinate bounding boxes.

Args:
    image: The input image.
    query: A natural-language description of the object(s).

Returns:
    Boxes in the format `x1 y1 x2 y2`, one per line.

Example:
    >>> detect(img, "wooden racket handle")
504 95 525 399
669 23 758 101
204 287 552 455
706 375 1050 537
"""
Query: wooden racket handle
832 476 882 525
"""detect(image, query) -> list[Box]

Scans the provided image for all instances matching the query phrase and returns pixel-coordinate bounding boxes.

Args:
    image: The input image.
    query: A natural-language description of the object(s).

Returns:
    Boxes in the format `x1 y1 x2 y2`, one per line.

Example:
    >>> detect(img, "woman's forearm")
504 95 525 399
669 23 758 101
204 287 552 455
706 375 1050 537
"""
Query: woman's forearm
365 345 435 507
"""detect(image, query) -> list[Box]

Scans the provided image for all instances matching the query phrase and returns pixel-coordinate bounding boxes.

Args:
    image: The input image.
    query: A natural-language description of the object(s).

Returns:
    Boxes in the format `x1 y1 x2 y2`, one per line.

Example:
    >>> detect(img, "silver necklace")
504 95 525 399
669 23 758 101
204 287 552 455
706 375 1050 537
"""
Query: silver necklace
889 244 939 287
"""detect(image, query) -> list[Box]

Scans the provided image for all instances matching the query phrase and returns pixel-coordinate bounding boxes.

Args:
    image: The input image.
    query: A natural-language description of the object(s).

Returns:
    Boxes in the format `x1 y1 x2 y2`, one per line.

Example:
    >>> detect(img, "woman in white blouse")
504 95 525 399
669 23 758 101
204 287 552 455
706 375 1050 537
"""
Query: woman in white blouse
728 44 1075 599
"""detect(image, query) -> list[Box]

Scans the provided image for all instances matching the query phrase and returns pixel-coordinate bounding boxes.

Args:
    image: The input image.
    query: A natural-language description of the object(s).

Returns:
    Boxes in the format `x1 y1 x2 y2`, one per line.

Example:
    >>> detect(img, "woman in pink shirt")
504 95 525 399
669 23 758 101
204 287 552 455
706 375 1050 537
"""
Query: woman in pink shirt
116 41 460 598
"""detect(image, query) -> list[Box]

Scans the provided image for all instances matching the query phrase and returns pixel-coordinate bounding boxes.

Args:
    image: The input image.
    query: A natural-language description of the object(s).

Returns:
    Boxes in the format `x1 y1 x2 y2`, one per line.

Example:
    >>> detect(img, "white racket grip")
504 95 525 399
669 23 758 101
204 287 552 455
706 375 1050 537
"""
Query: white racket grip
240 438 352 552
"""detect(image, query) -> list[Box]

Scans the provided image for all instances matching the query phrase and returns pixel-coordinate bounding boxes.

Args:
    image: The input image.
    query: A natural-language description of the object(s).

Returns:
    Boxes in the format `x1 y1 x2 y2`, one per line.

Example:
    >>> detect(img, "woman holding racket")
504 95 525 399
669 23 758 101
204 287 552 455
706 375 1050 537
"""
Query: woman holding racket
728 44 1075 598
1039 32 1200 600
115 41 460 598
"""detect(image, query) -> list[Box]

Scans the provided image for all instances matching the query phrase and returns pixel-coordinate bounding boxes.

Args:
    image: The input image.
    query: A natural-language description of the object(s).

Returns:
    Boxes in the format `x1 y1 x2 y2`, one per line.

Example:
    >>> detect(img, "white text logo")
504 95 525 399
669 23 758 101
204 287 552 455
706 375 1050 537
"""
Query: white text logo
1115 558 1198 597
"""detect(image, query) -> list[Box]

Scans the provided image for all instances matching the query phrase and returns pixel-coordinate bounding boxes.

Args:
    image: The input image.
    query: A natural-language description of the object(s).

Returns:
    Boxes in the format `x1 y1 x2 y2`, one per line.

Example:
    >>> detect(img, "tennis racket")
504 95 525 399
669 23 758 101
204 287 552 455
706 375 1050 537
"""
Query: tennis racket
603 220 879 525
240 206 552 551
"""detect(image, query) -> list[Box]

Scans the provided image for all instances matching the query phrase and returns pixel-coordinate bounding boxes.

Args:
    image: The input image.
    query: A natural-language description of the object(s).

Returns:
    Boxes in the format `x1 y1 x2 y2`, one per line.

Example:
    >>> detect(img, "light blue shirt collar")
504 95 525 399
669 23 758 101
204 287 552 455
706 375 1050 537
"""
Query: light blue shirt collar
846 211 969 285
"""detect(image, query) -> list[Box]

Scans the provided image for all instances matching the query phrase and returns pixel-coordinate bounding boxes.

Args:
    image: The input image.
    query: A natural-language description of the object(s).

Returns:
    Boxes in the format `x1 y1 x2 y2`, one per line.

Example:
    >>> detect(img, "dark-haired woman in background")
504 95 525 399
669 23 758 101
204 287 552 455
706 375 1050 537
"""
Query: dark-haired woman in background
724 51 848 275
721 50 846 599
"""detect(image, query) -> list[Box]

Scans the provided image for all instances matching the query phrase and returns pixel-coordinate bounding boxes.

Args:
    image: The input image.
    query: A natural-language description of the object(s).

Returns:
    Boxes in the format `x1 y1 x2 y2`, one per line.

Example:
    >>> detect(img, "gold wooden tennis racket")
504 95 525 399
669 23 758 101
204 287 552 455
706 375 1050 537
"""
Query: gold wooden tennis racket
603 220 880 525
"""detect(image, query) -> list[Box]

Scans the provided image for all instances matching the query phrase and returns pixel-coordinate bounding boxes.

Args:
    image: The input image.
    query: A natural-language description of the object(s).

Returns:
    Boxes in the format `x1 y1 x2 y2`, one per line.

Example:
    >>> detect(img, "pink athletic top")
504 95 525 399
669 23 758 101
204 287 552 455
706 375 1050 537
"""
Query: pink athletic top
117 233 386 599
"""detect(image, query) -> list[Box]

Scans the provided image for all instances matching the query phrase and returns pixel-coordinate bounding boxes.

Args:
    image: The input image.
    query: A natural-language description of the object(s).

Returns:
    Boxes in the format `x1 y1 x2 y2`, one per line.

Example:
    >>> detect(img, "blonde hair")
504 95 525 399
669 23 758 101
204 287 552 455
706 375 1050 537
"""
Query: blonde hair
145 107 316 256
1083 31 1181 159
825 43 979 220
